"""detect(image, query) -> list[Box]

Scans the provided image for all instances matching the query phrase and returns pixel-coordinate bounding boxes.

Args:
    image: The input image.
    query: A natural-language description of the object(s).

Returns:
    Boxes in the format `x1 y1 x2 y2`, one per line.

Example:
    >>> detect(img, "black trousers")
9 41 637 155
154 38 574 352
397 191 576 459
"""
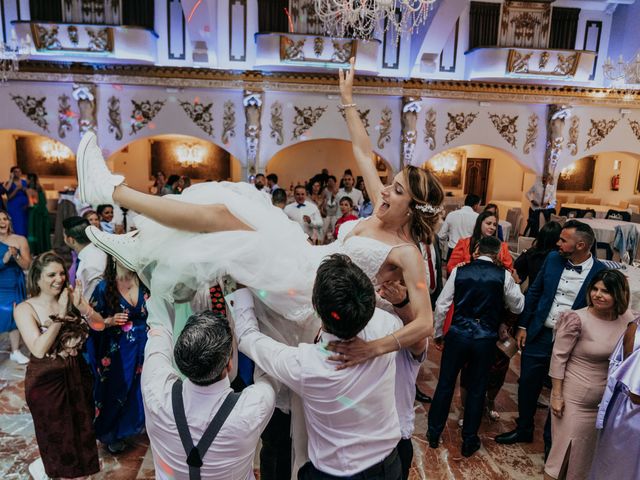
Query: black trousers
298 449 401 480
260 408 292 480
524 208 555 237
397 438 413 480
427 332 496 444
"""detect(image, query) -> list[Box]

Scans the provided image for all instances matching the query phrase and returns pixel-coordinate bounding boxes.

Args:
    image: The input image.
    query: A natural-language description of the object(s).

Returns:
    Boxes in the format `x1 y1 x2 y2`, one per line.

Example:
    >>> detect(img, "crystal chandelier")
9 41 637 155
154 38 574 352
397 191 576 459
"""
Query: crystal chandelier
0 30 31 84
176 143 205 168
313 0 436 41
603 54 640 86
41 140 72 164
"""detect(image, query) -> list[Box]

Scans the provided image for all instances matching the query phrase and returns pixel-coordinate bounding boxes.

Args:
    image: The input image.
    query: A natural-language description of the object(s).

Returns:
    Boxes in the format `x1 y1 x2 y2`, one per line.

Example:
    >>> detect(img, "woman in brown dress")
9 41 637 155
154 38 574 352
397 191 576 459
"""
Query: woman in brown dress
14 252 102 479
544 269 634 480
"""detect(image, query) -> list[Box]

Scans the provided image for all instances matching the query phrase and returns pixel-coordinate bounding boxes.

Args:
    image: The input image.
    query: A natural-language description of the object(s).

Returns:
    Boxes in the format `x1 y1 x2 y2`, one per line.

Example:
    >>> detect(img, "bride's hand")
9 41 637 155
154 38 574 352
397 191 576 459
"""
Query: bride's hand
326 336 378 370
338 57 356 104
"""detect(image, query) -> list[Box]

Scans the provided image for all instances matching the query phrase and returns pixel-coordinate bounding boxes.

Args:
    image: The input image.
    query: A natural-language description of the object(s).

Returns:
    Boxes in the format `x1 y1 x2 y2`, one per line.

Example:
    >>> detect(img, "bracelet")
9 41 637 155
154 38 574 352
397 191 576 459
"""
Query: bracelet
82 305 94 319
392 291 410 309
338 102 357 110
390 332 402 351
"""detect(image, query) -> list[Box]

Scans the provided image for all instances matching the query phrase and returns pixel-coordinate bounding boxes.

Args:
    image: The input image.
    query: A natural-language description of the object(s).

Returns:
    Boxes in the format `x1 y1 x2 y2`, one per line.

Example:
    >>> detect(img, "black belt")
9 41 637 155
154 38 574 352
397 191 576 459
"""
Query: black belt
299 448 399 479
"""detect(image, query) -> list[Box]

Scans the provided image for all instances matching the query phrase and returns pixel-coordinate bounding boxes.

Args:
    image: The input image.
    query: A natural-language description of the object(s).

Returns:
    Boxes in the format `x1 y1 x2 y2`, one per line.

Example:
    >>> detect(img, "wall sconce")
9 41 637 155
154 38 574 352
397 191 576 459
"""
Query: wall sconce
613 159 621 171
41 139 72 164
560 162 576 180
175 143 205 168
429 151 459 174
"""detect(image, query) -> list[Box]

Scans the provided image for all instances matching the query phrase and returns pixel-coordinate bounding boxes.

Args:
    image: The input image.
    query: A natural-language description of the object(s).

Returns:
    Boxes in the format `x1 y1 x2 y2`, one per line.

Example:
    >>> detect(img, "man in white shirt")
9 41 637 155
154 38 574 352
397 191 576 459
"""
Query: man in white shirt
524 173 557 236
337 172 364 211
228 254 403 479
284 185 323 240
266 173 280 194
437 194 481 260
62 216 107 299
142 299 276 480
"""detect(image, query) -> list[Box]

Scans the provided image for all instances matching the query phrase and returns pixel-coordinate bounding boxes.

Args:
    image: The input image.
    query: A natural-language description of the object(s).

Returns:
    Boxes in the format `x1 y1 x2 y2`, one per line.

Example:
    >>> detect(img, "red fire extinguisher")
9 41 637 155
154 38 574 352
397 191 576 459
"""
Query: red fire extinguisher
611 174 620 191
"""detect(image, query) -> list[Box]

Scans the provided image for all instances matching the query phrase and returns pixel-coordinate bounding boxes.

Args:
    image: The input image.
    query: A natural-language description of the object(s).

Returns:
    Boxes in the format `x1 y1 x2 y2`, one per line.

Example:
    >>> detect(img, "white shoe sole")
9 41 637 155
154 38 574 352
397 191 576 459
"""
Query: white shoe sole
85 227 139 272
76 131 96 204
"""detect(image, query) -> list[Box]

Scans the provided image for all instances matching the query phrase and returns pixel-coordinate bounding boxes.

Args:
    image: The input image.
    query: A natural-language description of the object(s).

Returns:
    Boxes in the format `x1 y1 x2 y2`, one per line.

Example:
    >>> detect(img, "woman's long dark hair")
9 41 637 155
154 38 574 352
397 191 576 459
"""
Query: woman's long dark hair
469 211 498 256
102 255 147 313
532 221 562 253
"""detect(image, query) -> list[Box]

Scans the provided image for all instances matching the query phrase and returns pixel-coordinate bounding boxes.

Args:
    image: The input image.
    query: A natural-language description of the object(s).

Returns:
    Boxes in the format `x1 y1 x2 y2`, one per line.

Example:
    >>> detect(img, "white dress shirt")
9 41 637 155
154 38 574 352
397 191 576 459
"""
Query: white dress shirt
395 348 426 439
543 255 593 329
434 256 525 338
228 289 401 477
526 181 557 209
284 202 323 238
437 206 478 250
76 243 107 300
337 188 364 210
141 323 276 480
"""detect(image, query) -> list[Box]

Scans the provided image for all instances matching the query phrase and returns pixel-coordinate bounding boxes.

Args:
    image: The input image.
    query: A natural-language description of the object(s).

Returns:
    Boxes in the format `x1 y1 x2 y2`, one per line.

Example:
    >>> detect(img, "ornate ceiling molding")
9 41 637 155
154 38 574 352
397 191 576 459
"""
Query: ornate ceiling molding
8 60 640 108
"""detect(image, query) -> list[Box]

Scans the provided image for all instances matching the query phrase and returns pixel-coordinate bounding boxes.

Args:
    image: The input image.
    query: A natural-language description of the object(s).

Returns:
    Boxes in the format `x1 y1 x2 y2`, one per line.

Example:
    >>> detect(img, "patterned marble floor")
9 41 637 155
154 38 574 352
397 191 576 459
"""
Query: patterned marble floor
0 334 547 479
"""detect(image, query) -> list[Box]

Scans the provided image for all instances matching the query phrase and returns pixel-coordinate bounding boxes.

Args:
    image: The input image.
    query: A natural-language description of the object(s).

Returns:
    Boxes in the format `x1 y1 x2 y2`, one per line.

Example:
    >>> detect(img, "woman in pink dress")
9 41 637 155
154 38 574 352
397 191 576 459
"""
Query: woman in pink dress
544 269 634 480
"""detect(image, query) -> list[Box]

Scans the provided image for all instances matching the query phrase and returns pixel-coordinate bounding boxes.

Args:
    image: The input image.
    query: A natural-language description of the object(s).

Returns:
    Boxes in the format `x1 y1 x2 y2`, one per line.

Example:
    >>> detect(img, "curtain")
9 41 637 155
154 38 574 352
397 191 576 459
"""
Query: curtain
549 7 580 50
29 0 63 22
469 2 500 49
122 0 154 29
257 0 289 33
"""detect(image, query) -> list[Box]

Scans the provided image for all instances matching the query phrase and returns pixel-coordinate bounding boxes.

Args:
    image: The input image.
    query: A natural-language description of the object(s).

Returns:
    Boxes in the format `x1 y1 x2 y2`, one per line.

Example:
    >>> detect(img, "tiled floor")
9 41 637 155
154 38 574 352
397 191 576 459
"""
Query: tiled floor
0 334 547 479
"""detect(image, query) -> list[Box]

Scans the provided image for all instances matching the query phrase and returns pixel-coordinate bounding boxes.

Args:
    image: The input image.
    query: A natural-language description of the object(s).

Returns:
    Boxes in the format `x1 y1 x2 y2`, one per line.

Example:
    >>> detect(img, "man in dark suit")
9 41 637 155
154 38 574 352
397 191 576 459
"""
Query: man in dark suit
495 220 605 456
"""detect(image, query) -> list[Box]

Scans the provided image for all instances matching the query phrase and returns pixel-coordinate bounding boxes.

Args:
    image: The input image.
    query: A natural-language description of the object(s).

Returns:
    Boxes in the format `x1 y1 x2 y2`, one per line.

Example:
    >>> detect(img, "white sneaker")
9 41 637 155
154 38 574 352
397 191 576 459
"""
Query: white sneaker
28 457 50 480
76 131 124 205
10 350 29 364
85 226 140 272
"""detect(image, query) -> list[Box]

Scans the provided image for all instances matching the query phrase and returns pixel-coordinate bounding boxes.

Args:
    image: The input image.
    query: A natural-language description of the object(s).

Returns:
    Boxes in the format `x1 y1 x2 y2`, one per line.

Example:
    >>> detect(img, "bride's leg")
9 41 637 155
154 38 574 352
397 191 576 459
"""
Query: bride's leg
113 184 252 233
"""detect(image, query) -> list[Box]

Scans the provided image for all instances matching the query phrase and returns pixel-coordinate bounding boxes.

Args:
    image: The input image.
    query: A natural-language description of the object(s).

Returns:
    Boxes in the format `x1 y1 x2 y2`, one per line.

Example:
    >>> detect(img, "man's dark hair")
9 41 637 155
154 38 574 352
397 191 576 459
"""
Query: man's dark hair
255 173 265 179
339 196 354 207
294 184 306 193
167 174 180 187
62 216 90 245
478 235 501 256
271 188 287 205
266 173 278 183
312 254 375 339
328 175 337 182
96 204 113 216
562 219 596 248
464 194 481 207
174 310 233 386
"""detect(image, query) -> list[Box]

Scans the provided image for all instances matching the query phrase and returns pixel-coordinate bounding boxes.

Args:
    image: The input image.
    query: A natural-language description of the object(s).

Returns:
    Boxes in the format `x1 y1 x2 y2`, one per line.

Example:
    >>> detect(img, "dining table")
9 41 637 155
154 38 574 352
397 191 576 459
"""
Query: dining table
579 217 640 259
560 203 630 219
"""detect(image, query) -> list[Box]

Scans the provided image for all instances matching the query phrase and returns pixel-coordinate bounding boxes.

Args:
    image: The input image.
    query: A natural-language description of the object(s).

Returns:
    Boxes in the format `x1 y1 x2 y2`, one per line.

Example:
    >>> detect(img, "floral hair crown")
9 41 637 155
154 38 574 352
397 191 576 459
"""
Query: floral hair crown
415 203 443 215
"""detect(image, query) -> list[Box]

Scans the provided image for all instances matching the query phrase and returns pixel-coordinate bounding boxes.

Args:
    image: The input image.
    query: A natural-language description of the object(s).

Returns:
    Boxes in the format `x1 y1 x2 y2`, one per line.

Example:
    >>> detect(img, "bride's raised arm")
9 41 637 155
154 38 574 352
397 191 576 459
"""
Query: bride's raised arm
339 58 384 206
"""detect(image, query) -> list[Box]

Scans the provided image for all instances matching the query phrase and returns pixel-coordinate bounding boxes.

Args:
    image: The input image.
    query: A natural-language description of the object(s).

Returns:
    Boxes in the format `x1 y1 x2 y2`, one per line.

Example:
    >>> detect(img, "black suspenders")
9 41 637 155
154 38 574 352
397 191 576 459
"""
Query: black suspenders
171 379 241 480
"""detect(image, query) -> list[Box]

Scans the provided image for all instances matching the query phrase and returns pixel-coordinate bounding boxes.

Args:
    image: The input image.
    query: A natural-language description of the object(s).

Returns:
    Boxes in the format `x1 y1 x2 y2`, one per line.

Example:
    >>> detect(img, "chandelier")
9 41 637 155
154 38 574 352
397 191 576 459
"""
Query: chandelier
41 140 72 164
0 30 31 84
560 162 576 180
176 143 205 168
603 54 640 86
313 0 436 41
429 151 459 174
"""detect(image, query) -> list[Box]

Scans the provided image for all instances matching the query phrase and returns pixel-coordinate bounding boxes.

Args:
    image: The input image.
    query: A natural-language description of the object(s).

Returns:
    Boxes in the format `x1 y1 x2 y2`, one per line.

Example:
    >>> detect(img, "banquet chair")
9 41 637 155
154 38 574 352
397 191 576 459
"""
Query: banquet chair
505 208 522 241
550 214 567 226
631 213 640 224
605 209 632 222
517 236 535 253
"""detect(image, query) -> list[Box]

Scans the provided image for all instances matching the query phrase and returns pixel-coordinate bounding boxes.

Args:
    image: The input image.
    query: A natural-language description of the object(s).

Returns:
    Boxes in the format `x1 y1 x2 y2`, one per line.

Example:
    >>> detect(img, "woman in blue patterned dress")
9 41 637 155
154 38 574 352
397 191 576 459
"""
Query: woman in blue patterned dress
87 254 149 454
1 167 30 237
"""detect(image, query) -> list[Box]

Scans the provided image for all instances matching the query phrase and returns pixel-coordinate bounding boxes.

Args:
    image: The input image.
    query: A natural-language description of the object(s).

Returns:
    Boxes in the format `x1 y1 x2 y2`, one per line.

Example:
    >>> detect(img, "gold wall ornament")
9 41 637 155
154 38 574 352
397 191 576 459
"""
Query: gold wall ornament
444 112 478 145
544 105 570 174
424 108 436 151
31 24 114 53
331 40 353 63
377 107 392 150
11 94 49 132
107 96 122 141
86 28 111 52
586 118 618 150
244 91 263 167
499 1 551 48
67 26 79 45
72 83 97 135
280 36 306 62
629 119 640 142
401 97 421 166
270 102 284 146
222 101 236 145
34 25 62 50
538 51 550 70
180 99 214 136
338 106 370 134
292 105 327 140
507 50 581 77
567 116 579 156
313 37 324 57
57 94 72 139
523 113 538 155
130 99 165 135
488 113 519 148
554 53 579 76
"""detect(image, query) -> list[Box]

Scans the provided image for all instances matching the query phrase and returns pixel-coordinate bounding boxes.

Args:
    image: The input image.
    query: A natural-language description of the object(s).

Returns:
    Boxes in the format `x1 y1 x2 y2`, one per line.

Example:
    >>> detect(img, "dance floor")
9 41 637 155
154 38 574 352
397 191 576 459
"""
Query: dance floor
0 335 547 479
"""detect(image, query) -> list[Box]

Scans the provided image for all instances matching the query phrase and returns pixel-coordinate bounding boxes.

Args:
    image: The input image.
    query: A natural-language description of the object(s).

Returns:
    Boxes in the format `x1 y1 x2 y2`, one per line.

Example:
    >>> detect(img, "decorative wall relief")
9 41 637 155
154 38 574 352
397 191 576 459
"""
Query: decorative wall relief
86 28 111 52
401 97 421 166
34 25 63 50
180 100 214 136
377 107 392 150
281 36 306 61
629 119 640 142
31 23 114 53
62 0 121 24
243 91 263 167
510 51 533 73
279 34 354 66
507 49 581 77
332 40 353 63
424 108 436 151
57 94 73 138
130 99 165 135
292 106 327 140
444 112 478 145
554 53 579 76
67 26 79 45
72 83 97 134
499 1 551 48
313 37 324 57
545 105 570 174
567 116 579 156
270 102 284 146
488 113 518 147
523 113 538 154
221 101 236 144
338 107 370 134
586 118 618 150
107 96 123 141
11 95 49 132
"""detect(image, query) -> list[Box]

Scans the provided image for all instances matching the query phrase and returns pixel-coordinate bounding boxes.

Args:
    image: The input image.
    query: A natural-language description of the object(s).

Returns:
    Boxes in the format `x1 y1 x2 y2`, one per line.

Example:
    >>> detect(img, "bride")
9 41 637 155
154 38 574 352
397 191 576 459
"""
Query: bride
76 58 443 365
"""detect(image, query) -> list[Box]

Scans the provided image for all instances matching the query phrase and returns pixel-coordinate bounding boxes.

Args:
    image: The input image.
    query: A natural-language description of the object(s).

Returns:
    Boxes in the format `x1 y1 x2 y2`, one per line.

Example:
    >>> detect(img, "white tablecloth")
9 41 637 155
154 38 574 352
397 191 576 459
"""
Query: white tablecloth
492 200 523 221
579 218 640 259
499 220 512 242
561 203 630 219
